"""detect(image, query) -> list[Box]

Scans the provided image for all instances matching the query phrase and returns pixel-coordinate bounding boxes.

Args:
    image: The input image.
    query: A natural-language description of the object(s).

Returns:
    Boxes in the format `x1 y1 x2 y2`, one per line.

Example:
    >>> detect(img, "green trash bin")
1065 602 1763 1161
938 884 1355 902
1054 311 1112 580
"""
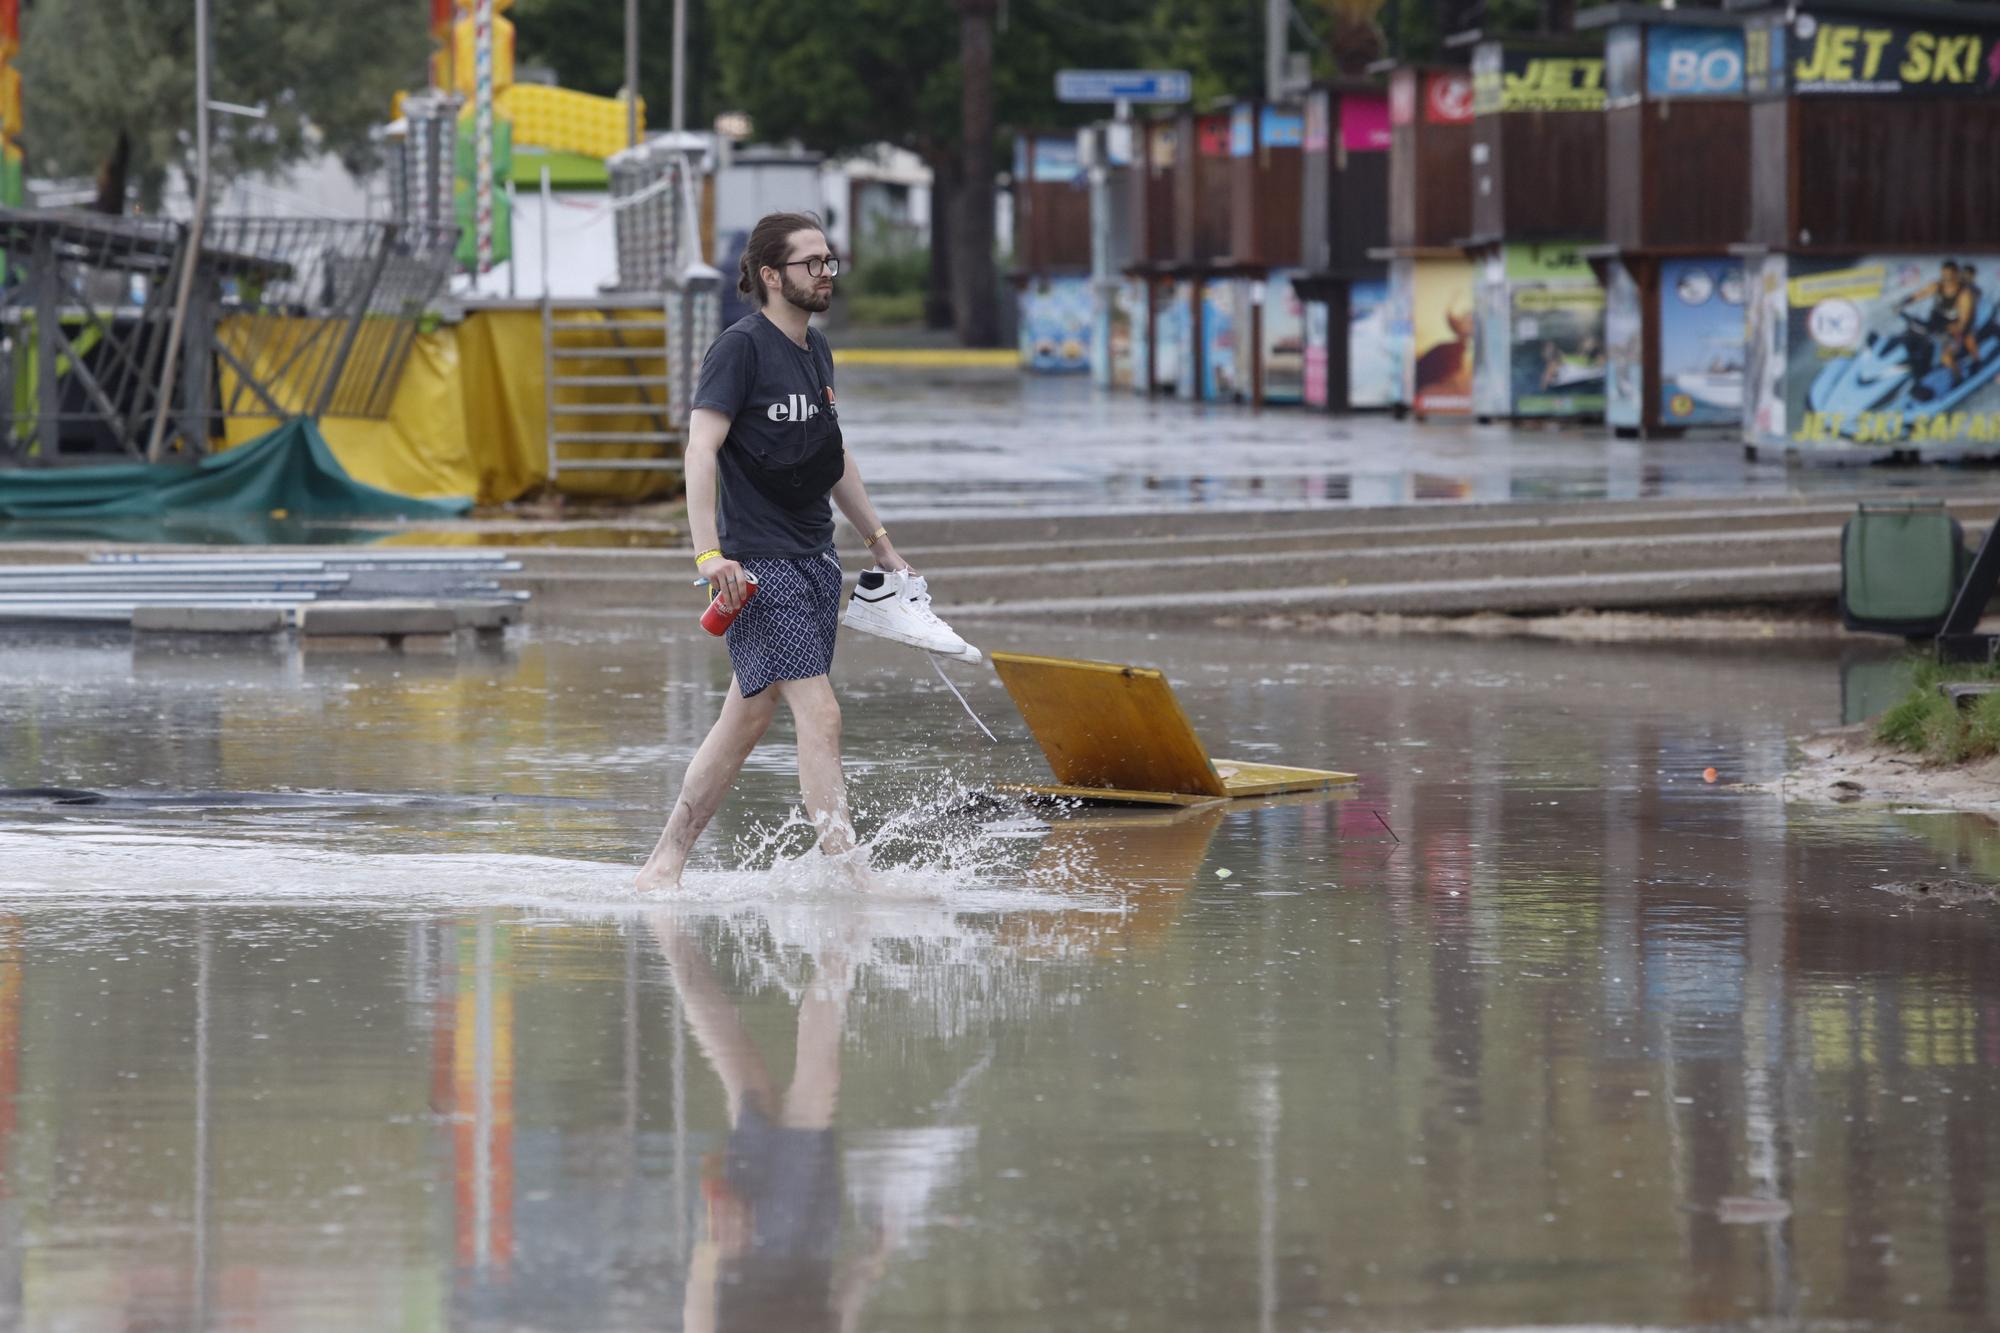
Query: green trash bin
1841 502 1966 636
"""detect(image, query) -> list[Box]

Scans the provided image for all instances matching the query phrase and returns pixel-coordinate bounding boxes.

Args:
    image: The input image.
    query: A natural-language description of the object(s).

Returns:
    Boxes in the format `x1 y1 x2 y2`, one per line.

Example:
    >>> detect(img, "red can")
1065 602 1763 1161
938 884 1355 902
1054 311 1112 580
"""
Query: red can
699 570 758 636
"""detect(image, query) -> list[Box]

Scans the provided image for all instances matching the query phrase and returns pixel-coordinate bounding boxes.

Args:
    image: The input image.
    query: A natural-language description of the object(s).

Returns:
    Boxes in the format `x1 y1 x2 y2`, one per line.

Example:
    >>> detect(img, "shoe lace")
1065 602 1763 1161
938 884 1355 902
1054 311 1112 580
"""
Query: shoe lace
901 573 946 626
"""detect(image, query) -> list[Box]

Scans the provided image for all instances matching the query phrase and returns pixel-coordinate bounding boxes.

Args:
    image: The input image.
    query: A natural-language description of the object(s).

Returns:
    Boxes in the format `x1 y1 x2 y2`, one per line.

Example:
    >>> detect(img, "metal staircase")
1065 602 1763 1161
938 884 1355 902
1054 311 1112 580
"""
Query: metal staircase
540 293 683 479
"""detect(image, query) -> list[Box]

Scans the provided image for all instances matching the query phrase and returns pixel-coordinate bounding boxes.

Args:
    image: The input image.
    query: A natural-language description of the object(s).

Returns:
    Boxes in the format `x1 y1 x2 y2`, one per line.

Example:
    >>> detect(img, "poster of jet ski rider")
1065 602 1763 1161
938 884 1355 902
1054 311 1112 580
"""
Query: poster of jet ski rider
1787 254 2000 450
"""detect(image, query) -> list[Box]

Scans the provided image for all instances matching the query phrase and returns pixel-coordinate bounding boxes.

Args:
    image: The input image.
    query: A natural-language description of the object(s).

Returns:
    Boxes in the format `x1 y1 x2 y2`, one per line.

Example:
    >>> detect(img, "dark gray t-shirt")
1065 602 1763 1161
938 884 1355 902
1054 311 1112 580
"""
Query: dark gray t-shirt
692 312 840 559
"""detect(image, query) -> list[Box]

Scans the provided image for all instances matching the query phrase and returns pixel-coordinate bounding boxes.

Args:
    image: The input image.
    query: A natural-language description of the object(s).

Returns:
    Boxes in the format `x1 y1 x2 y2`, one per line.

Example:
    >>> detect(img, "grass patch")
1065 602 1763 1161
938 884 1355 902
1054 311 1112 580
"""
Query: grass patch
1874 654 2000 762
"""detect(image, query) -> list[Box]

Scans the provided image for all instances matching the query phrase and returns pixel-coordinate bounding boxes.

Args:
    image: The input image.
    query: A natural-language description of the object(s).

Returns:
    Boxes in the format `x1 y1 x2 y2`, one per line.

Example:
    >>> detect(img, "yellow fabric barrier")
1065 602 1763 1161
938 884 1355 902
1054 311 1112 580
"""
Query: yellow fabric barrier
218 309 678 507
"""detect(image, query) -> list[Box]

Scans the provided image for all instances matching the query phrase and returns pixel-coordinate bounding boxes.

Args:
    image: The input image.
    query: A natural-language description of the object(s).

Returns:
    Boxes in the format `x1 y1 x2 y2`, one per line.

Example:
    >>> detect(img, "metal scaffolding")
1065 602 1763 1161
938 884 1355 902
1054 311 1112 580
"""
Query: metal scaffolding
0 208 456 466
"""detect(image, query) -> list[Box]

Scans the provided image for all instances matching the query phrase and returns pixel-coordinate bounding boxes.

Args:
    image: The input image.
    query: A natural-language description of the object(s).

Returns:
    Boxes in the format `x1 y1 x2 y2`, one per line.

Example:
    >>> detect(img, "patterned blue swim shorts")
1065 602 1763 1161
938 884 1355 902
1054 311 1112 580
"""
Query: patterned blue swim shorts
725 551 843 697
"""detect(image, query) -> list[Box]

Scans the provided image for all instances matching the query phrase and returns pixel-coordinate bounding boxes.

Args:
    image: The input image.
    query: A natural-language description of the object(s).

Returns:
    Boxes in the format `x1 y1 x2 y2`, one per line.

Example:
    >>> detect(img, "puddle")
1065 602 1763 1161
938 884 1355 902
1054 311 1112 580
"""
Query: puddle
0 622 1994 1327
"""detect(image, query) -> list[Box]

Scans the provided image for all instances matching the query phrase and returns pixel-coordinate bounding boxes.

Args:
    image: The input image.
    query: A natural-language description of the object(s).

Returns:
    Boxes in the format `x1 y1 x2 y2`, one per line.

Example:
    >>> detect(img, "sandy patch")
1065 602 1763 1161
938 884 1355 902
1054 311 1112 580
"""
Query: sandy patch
1767 721 2000 811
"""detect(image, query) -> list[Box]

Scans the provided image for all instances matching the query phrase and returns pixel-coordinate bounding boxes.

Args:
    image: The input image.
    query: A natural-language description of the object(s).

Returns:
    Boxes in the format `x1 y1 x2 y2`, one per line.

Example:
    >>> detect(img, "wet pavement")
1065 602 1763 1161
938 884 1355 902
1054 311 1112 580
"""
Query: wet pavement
0 618 1997 1329
839 370 2000 518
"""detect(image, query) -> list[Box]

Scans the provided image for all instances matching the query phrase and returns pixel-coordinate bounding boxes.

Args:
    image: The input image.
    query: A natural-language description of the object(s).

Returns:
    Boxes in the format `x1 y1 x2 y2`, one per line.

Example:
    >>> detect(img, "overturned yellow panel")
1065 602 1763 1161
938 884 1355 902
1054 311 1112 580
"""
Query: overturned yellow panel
990 652 1356 805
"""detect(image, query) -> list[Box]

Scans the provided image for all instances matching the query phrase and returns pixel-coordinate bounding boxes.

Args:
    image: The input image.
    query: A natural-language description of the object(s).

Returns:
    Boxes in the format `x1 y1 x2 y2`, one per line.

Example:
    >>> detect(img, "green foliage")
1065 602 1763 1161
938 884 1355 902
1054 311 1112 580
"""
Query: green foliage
845 291 926 325
1874 654 2000 763
20 0 428 205
852 245 929 299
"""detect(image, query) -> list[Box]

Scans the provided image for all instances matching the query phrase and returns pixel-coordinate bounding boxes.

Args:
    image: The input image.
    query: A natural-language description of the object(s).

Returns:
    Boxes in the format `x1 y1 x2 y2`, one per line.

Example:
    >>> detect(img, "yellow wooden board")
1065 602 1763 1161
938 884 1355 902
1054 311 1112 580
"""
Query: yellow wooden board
991 653 1228 798
995 782 1229 809
990 651 1357 804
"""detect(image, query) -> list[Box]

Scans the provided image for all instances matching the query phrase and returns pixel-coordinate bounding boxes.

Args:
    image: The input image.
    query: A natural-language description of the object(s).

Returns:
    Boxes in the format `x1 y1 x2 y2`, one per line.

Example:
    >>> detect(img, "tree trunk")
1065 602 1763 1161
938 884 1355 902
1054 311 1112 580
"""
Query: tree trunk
93 130 132 215
924 150 957 331
953 0 1000 348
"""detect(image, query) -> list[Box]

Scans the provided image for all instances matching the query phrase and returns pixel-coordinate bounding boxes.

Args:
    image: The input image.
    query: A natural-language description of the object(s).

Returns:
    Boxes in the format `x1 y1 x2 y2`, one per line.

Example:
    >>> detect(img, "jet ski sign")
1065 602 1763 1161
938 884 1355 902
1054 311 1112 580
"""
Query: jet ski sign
1754 253 2000 451
1762 11 2000 95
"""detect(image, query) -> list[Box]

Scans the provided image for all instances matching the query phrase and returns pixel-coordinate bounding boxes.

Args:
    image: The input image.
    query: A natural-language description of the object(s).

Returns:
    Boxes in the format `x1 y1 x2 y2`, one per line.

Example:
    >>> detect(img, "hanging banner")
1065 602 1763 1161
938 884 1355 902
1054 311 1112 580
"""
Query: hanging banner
1786 13 2000 96
1340 94 1391 151
1425 72 1475 125
1647 28 1748 98
1473 45 1607 114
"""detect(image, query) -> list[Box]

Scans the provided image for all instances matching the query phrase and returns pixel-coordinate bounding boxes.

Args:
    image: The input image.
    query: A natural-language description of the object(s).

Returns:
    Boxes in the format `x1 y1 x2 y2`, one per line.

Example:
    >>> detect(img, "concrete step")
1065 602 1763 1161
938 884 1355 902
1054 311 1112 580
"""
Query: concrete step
952 563 1846 619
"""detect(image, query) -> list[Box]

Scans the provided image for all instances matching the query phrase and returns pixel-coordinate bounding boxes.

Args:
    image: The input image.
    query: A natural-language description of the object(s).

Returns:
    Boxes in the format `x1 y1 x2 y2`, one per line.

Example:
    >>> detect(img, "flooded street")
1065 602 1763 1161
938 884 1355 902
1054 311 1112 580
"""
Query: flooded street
1 618 1996 1329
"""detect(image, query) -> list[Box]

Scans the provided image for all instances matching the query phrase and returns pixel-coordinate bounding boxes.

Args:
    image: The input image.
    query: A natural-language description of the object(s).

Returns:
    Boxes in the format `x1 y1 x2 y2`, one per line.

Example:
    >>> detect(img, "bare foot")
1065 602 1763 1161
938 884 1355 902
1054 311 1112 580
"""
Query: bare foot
634 864 680 893
826 848 877 893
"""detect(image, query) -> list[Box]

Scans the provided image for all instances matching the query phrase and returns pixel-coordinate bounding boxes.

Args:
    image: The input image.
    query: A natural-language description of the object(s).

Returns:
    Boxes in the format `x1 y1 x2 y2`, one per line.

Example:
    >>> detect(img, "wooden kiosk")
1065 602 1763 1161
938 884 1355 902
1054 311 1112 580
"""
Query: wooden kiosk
1455 31 1611 422
1293 81 1395 413
1011 133 1093 374
1371 61 1478 420
1216 97 1308 407
1123 115 1185 395
1733 0 2000 460
1576 4 1752 437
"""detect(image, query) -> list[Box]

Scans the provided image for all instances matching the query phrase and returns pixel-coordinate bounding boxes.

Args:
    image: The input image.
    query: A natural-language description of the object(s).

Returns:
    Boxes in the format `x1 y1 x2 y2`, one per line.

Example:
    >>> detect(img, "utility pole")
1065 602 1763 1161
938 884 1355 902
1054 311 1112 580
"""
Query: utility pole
955 0 999 347
625 0 639 146
672 0 687 133
1266 0 1287 101
147 0 213 461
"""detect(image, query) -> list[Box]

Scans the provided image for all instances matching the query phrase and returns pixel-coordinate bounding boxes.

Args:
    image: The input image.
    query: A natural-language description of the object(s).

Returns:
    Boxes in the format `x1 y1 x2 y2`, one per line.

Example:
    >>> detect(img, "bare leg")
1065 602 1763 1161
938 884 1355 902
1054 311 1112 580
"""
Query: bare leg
781 951 852 1130
636 677 779 892
775 675 873 888
644 910 777 1121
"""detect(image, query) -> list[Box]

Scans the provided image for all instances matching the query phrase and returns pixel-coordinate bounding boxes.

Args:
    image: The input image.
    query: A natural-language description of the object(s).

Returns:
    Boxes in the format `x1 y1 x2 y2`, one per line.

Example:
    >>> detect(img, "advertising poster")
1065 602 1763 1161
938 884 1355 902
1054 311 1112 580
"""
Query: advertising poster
1507 245 1606 417
1474 254 1512 417
1409 259 1476 416
1201 280 1240 402
1658 258 1746 427
1261 106 1304 150
1604 262 1643 429
1424 71 1476 124
1787 13 2000 96
1261 271 1306 405
1348 278 1398 409
1646 27 1747 98
1155 279 1189 396
1472 45 1607 115
1783 253 2000 450
1018 276 1092 373
1744 254 1789 444
1108 280 1143 391
1340 94 1391 152
1303 298 1329 408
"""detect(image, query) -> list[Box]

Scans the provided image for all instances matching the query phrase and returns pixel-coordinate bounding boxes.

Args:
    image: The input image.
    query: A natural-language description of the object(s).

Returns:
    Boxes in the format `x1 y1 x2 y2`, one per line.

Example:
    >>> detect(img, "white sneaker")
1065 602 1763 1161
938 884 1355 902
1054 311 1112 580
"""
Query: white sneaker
842 568 982 663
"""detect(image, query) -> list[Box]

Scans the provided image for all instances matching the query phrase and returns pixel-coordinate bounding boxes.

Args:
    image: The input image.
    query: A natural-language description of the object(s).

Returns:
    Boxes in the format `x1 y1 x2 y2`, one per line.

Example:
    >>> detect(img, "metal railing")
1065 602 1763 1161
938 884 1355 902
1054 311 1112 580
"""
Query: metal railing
0 209 457 466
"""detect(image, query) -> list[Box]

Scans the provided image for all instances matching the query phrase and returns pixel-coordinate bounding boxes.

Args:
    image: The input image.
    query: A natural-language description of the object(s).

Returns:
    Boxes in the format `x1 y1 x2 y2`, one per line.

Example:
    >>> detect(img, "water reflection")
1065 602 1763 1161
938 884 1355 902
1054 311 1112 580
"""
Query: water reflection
3 628 2000 1326
650 911 878 1333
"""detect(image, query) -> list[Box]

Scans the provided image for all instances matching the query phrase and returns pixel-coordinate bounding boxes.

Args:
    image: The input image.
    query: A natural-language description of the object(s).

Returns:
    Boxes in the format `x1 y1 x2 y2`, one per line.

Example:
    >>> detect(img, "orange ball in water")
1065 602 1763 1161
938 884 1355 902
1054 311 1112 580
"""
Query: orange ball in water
1702 767 1719 784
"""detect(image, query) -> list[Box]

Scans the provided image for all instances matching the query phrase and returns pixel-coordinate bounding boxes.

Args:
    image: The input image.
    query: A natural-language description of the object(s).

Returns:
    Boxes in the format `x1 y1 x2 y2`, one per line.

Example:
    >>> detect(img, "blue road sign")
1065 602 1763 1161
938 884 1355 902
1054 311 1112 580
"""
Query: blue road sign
1054 70 1194 104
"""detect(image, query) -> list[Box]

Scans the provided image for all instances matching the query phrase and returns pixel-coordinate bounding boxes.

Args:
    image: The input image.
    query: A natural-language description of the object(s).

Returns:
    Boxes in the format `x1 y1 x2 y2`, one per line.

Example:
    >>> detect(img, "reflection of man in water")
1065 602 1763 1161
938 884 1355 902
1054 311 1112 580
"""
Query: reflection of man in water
650 914 888 1333
1900 260 1981 387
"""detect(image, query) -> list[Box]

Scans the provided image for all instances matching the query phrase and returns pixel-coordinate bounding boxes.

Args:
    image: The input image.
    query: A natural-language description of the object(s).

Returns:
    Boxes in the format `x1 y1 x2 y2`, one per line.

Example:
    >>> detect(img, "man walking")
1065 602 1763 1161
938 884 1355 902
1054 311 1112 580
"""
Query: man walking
636 212 968 892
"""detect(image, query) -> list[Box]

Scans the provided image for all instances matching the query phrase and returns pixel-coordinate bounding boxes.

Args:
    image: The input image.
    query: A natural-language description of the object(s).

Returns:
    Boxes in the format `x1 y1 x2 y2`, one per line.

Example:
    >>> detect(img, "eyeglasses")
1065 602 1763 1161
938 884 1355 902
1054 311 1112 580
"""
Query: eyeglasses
779 255 841 278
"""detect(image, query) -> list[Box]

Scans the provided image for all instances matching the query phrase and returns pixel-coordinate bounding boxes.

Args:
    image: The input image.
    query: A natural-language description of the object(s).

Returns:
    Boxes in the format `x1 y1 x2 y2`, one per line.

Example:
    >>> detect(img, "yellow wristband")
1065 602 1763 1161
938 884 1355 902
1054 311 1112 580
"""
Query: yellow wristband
864 527 889 546
694 548 723 566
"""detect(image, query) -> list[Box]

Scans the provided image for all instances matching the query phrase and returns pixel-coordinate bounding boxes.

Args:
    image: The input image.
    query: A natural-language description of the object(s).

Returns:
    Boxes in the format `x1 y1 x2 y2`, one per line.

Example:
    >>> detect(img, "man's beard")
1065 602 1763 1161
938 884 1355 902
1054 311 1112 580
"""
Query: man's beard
781 276 832 314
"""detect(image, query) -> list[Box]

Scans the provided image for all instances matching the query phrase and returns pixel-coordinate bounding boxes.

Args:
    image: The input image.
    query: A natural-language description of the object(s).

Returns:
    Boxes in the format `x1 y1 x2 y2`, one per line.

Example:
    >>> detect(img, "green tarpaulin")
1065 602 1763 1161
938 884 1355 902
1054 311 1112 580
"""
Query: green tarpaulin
0 419 474 521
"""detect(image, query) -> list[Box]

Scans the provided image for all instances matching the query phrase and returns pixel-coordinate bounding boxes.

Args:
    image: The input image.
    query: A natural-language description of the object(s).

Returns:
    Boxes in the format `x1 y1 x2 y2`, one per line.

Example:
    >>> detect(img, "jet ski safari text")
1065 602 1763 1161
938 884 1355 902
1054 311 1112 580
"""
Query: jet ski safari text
1793 410 2000 445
